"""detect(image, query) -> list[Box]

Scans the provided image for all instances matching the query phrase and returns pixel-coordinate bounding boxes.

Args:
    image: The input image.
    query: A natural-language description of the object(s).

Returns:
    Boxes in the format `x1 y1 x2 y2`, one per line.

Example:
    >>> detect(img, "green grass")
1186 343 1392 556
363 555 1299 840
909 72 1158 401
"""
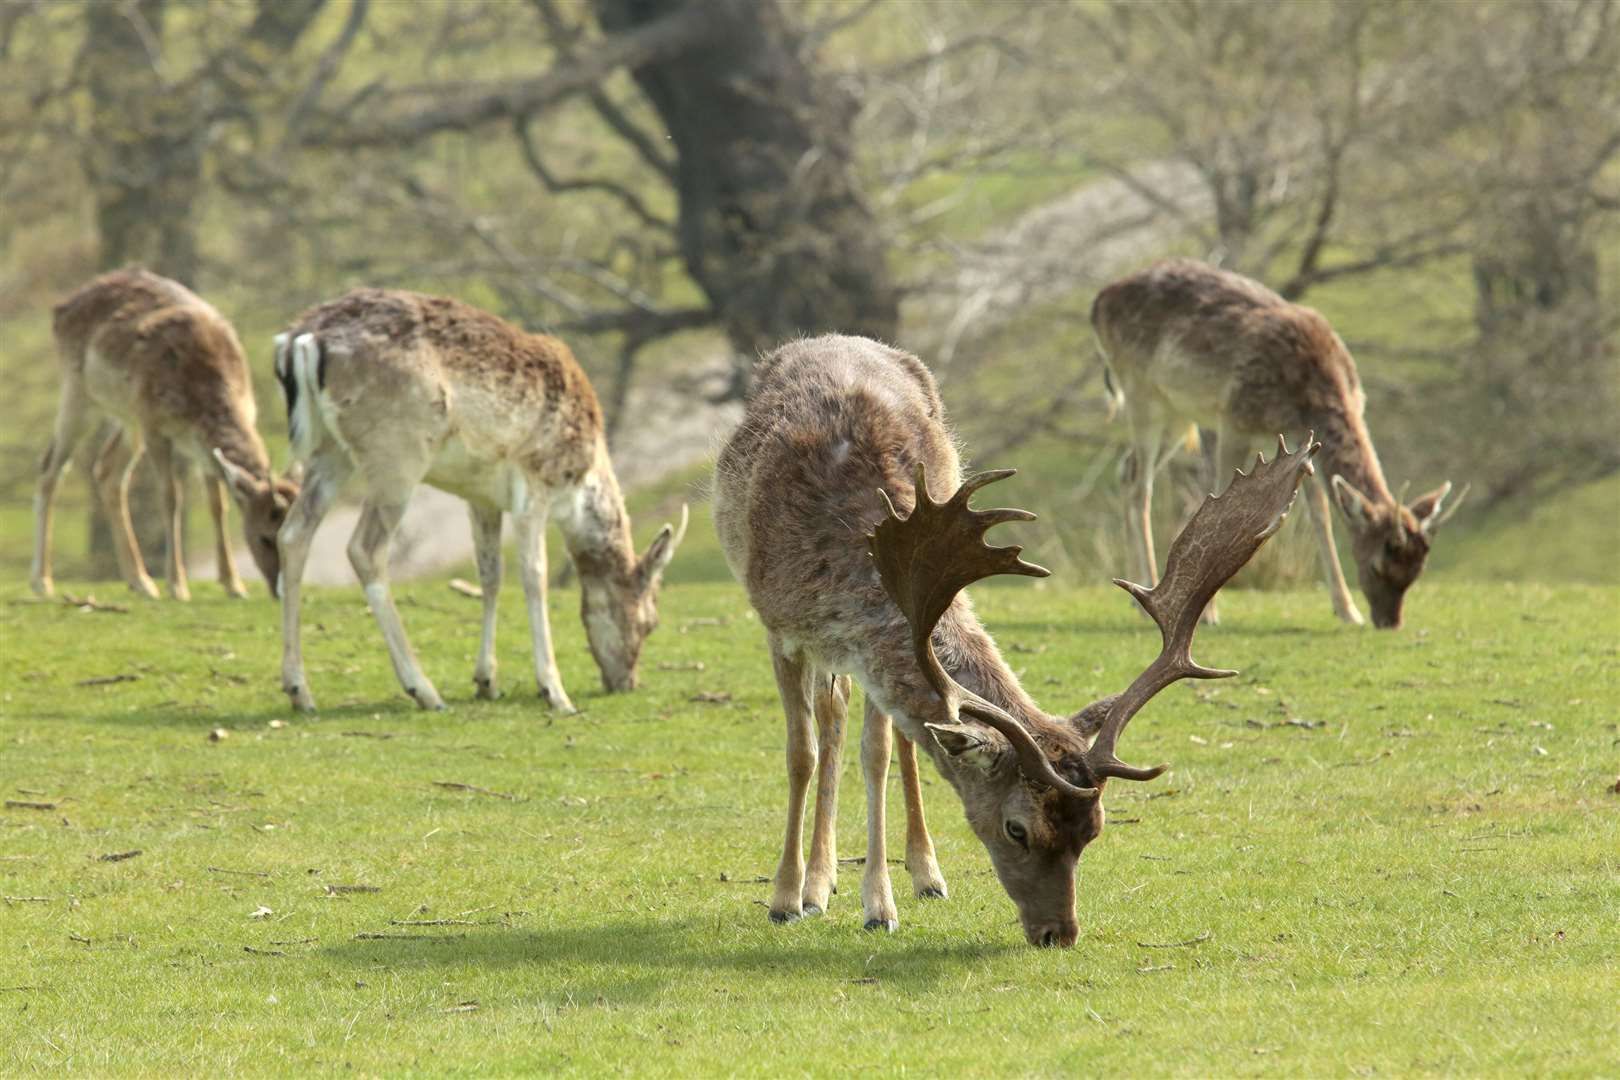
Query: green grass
3 572 1617 1076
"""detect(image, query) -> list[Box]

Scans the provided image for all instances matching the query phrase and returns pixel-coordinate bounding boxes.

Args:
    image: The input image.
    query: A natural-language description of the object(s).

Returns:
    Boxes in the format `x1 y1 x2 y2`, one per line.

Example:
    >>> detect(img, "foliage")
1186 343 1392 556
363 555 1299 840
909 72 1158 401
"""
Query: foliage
2 578 1617 1075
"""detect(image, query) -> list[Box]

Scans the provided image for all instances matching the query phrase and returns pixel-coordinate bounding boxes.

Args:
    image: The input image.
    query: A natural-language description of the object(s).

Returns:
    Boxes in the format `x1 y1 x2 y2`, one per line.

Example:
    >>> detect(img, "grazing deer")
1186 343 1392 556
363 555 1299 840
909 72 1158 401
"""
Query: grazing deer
1092 258 1465 628
31 268 298 601
714 334 1315 945
273 288 685 713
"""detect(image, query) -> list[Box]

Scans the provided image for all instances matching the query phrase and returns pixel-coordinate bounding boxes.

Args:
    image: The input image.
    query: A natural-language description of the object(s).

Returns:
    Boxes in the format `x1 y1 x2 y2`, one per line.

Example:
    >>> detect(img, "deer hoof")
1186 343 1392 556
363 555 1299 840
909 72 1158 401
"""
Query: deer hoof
286 686 316 713
30 577 54 598
473 677 500 701
767 908 801 925
130 577 161 600
800 902 824 917
916 886 948 900
222 581 248 599
863 917 899 933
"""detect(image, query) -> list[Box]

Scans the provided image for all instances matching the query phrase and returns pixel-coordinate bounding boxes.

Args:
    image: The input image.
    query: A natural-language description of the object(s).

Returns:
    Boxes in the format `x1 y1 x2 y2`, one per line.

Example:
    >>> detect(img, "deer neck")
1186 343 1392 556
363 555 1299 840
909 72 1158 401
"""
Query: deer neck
1309 403 1394 516
556 440 637 582
198 405 272 482
936 601 1046 728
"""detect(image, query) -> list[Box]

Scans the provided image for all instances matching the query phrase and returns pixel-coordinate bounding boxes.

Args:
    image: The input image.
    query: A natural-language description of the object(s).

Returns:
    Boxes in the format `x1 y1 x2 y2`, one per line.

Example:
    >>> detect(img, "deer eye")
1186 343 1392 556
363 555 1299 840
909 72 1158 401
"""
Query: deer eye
1004 821 1028 849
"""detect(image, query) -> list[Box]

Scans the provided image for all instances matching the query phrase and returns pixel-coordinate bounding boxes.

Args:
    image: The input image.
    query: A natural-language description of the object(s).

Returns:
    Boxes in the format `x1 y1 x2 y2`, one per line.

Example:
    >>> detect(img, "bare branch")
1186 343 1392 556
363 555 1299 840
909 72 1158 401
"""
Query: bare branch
512 116 672 231
300 4 707 148
281 0 369 150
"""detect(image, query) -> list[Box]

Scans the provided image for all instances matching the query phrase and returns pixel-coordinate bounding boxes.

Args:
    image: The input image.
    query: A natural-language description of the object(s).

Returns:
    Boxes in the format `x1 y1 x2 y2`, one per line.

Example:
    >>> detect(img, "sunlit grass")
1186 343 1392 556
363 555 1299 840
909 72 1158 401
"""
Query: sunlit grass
2 576 1616 1076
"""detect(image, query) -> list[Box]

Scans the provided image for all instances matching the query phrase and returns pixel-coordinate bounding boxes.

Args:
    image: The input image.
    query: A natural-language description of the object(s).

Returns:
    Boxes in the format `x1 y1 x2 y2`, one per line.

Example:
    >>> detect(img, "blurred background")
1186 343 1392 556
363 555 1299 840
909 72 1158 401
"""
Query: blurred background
1 0 1616 591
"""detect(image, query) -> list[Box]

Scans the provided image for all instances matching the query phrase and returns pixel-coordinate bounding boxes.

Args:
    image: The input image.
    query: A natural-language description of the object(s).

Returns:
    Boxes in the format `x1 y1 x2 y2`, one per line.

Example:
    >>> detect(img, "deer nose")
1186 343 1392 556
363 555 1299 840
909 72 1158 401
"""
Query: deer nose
1031 922 1078 948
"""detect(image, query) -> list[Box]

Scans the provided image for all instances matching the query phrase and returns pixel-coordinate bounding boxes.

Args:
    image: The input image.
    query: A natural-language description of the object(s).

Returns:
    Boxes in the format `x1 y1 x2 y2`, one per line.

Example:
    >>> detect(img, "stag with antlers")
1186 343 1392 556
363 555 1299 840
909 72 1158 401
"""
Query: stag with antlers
715 335 1316 946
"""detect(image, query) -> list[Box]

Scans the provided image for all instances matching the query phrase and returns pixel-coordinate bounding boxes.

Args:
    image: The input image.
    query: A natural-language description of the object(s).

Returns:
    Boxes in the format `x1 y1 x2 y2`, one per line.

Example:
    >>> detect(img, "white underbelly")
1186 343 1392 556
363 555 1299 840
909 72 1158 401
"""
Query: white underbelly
426 435 529 512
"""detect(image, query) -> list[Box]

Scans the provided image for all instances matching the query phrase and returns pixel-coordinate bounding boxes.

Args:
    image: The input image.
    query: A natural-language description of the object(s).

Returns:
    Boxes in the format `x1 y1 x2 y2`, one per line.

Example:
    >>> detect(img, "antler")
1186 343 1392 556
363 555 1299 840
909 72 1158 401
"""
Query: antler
869 464 1099 799
1083 433 1321 783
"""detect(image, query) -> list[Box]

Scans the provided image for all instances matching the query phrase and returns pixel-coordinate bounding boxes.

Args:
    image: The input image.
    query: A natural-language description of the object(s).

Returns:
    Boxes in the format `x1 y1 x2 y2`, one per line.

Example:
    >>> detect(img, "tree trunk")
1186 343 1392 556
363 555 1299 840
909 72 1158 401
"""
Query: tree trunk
594 0 898 394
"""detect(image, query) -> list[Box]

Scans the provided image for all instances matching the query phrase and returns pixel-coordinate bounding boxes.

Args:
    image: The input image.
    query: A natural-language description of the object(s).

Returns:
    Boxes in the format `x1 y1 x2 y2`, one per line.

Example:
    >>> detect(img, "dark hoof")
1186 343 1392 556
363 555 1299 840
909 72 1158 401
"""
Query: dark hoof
768 909 800 925
863 918 899 933
801 903 823 917
917 887 947 900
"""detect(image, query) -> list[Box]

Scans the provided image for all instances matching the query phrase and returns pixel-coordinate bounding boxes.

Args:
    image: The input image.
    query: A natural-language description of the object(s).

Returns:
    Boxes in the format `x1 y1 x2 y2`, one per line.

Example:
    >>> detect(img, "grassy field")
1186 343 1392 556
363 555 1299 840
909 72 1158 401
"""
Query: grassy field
2 569 1617 1076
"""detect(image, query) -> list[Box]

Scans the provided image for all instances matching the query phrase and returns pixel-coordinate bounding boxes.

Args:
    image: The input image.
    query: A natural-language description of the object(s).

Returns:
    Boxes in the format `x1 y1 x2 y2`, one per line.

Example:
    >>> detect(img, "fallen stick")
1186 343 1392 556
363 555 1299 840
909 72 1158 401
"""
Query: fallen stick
77 674 140 687
207 866 270 878
432 781 517 801
1136 931 1212 949
97 850 142 863
5 800 57 811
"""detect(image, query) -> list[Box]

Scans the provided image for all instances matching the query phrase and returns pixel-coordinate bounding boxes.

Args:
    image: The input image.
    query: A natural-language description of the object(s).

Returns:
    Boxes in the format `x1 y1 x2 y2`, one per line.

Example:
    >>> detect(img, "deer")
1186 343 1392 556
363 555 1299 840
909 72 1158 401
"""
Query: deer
31 268 299 602
1092 258 1465 629
272 288 686 714
714 333 1316 946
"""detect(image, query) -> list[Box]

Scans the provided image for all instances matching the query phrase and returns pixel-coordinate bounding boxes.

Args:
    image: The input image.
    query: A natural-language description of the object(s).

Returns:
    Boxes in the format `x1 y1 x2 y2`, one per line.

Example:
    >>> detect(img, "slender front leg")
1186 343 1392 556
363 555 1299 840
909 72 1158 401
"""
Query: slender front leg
468 504 504 700
348 498 444 711
768 639 817 924
91 426 158 599
859 697 899 932
1305 473 1365 626
206 474 248 597
802 673 849 915
896 729 947 899
1132 432 1165 588
148 437 190 601
280 461 346 712
513 506 575 713
31 382 92 598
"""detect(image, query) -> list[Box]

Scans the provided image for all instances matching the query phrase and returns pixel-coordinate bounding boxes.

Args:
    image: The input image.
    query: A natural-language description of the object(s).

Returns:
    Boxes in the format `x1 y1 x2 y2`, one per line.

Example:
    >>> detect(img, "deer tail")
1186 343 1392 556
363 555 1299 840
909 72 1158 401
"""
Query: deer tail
273 331 325 462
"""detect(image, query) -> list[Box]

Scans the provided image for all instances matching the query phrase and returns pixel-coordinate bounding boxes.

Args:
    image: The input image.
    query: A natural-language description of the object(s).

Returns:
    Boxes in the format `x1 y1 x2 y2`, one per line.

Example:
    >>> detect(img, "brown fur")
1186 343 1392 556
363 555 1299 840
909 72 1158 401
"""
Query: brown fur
1093 259 1457 628
32 268 295 600
274 288 682 713
715 335 1106 947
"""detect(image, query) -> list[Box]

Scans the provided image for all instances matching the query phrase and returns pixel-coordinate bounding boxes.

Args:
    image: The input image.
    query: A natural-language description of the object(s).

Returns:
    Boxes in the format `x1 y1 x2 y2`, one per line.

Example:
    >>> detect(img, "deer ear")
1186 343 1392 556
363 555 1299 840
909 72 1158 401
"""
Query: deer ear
1330 474 1376 528
926 722 1002 773
639 503 689 584
1409 481 1463 535
213 448 265 503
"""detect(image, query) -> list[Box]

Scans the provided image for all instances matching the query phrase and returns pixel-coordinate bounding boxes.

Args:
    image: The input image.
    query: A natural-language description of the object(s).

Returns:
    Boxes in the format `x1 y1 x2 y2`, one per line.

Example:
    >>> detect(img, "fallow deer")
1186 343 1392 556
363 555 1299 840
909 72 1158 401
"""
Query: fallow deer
1092 258 1465 628
273 288 685 713
31 268 298 601
714 334 1315 946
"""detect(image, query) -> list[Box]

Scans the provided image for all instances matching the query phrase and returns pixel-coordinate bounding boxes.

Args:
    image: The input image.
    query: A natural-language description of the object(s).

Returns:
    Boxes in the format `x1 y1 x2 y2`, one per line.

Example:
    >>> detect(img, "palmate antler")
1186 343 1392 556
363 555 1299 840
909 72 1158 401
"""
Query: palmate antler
1082 433 1321 782
868 464 1101 799
868 435 1319 803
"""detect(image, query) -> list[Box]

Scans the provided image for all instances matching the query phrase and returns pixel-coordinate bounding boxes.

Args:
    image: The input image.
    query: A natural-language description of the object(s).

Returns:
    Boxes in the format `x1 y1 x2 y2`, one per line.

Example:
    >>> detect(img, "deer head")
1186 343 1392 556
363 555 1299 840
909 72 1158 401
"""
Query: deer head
1331 476 1467 628
869 435 1319 946
213 449 300 598
580 504 688 691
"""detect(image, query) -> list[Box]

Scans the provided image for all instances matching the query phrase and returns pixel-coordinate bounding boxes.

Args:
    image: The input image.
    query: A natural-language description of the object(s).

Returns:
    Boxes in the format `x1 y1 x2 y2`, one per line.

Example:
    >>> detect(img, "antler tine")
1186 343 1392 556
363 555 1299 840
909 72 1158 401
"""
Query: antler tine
1083 433 1321 784
868 463 1098 800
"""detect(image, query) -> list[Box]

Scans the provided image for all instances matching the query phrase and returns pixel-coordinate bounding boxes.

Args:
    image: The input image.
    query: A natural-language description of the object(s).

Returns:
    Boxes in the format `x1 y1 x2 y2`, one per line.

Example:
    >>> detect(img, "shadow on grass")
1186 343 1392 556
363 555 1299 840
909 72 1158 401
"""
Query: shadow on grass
321 916 1013 1000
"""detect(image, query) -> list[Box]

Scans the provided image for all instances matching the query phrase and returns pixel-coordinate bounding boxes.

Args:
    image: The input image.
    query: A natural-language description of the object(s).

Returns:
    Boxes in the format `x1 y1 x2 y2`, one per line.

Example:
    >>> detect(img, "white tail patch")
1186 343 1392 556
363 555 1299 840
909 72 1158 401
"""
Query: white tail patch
287 333 321 461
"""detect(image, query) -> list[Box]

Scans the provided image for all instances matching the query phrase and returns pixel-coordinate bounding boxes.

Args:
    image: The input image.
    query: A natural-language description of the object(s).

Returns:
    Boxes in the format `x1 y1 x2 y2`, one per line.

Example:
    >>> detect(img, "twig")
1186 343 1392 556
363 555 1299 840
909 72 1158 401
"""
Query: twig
324 884 381 895
97 850 142 863
1136 931 1211 949
207 866 271 878
76 674 139 687
60 593 128 614
448 578 484 599
243 945 285 957
5 800 57 811
3 896 53 904
432 781 518 801
340 731 396 740
353 932 466 942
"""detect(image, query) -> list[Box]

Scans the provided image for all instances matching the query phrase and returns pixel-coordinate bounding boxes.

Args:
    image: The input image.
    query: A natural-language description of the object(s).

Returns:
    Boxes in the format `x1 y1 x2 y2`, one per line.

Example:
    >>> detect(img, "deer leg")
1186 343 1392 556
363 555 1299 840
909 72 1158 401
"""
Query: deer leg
768 639 816 924
803 673 849 915
1306 473 1365 626
513 504 575 713
206 474 249 597
31 382 93 598
468 503 504 700
1132 432 1167 587
859 696 899 932
897 729 947 899
349 498 444 711
148 436 190 601
92 426 159 599
279 458 347 712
